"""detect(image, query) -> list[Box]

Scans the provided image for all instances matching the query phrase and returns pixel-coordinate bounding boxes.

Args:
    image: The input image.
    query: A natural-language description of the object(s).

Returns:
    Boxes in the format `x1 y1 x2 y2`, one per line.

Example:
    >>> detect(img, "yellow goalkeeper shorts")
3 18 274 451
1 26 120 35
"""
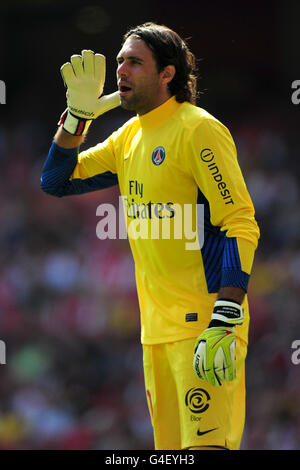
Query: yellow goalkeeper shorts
143 335 247 450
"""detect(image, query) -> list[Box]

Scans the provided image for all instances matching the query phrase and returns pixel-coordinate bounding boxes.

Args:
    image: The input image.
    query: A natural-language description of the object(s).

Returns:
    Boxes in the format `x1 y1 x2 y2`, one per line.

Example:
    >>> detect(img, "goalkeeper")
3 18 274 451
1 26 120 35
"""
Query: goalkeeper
41 22 259 450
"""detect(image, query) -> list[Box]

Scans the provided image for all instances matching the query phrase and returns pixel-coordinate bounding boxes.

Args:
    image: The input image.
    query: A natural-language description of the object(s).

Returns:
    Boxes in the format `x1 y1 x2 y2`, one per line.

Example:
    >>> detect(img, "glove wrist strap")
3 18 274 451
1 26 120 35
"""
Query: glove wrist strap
211 299 243 325
58 109 92 136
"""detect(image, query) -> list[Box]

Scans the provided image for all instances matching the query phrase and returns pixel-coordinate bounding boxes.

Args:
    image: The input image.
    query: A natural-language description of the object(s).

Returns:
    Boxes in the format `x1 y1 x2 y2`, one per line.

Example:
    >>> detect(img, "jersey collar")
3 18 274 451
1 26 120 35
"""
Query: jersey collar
138 96 181 131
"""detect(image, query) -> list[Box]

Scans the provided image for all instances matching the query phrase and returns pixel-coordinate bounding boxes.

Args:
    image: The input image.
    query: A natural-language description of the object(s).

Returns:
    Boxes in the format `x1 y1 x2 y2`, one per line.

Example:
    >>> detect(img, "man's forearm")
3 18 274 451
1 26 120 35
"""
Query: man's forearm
54 126 86 149
218 286 245 305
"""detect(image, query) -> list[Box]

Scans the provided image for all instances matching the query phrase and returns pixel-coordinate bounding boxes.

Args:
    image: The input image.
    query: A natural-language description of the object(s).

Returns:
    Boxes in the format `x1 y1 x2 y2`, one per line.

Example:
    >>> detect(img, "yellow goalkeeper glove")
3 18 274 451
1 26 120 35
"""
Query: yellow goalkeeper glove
58 49 120 136
193 299 244 387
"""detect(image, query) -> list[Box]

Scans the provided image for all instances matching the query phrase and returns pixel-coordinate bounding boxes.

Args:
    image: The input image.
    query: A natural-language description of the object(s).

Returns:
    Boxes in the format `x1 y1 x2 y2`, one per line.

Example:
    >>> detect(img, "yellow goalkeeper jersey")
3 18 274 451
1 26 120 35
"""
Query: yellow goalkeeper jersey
71 96 259 344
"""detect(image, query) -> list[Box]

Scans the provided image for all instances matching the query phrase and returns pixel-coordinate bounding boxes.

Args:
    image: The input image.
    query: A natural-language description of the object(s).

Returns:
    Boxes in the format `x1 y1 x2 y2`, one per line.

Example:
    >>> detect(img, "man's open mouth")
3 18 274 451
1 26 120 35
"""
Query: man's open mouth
119 84 132 96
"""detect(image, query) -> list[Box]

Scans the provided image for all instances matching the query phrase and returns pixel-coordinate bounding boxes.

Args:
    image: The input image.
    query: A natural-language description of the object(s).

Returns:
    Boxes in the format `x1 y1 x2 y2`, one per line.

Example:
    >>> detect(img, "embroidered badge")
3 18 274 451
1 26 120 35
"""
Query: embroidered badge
152 146 166 166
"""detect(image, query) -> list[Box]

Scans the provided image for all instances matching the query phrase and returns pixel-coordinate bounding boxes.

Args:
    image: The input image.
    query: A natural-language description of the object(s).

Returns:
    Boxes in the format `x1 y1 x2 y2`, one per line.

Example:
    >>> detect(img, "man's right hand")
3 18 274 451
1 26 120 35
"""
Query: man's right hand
59 50 120 136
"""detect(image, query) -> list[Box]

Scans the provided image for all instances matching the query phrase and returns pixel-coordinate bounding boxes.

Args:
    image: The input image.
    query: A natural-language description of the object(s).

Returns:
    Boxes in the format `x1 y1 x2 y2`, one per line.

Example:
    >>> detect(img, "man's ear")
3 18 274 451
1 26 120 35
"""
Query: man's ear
160 65 176 86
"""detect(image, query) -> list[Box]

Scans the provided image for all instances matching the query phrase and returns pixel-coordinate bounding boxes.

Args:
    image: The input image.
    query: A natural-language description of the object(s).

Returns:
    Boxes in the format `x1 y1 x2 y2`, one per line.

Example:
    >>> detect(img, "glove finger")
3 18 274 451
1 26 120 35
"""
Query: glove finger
82 49 95 77
214 346 227 381
94 54 106 84
215 341 236 382
195 339 220 386
60 62 76 87
206 363 221 387
202 339 222 386
228 340 236 381
71 54 84 79
193 341 206 380
221 339 236 381
96 91 121 117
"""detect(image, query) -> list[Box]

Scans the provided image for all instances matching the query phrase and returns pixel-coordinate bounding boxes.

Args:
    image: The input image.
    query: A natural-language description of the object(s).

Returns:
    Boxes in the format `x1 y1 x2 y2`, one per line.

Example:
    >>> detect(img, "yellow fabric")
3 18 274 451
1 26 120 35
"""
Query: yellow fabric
143 335 247 450
72 97 259 344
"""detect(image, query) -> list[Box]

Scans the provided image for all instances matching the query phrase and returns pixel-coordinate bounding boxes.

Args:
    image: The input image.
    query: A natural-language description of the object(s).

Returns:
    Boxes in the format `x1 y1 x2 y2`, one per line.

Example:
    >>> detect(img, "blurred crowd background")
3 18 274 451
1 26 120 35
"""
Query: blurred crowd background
0 0 299 450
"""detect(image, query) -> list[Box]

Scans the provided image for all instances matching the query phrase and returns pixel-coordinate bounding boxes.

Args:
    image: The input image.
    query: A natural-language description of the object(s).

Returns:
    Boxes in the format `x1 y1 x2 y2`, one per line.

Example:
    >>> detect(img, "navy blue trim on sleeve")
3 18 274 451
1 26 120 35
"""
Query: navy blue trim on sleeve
197 188 226 293
40 142 118 197
197 188 250 293
220 269 250 292
221 237 249 291
222 237 241 270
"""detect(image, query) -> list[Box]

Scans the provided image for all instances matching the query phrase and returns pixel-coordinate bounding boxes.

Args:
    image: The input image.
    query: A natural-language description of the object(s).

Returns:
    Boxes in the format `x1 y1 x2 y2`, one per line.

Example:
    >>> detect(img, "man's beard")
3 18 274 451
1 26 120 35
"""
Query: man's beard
120 92 154 115
120 93 139 112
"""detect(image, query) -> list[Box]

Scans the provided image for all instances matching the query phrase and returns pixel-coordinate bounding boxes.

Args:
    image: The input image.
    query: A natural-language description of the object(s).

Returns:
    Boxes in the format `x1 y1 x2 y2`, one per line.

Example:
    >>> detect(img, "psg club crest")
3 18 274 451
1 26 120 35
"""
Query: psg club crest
152 146 166 166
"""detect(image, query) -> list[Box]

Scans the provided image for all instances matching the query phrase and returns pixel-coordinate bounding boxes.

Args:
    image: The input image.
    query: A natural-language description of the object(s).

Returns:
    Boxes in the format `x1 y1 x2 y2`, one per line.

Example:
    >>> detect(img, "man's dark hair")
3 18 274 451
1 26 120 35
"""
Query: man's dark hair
123 22 198 105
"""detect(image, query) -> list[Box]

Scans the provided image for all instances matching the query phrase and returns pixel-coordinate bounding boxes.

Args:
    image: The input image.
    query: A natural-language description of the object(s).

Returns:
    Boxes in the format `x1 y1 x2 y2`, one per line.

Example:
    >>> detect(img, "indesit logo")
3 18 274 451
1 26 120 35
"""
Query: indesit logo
0 80 6 104
200 148 234 205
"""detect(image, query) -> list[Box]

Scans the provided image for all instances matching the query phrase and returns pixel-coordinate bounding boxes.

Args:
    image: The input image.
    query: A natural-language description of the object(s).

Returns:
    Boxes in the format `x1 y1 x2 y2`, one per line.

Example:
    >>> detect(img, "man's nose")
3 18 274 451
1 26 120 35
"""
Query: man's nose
117 61 129 77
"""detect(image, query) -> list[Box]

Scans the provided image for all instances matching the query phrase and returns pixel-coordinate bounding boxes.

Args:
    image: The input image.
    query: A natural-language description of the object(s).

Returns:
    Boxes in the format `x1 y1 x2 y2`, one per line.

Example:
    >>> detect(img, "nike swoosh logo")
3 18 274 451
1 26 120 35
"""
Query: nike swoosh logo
197 427 218 436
